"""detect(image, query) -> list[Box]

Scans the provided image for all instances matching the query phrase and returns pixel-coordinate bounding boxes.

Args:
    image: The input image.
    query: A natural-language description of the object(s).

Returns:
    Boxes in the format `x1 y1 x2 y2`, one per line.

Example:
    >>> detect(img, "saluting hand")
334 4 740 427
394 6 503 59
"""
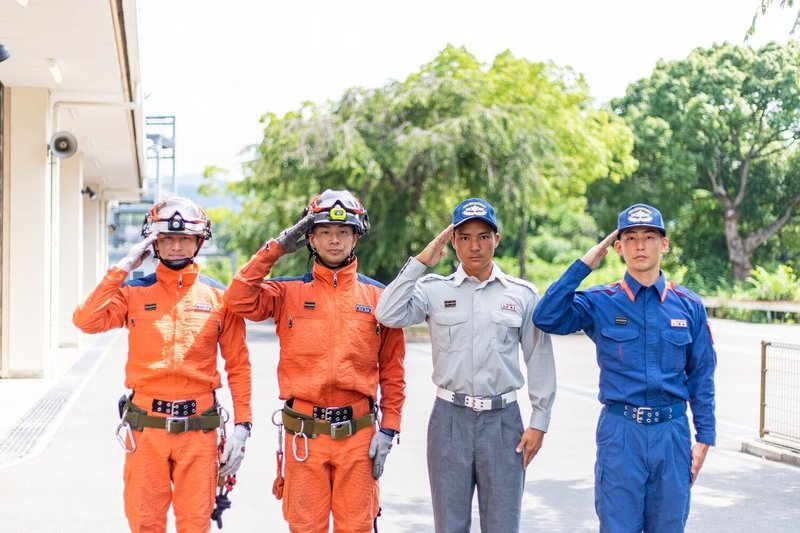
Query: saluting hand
580 230 617 270
415 224 454 268
114 232 159 273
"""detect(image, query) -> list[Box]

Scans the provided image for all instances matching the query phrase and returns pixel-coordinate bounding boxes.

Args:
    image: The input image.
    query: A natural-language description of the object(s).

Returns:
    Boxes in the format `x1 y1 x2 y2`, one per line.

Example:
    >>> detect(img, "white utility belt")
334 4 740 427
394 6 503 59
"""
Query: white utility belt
436 386 517 411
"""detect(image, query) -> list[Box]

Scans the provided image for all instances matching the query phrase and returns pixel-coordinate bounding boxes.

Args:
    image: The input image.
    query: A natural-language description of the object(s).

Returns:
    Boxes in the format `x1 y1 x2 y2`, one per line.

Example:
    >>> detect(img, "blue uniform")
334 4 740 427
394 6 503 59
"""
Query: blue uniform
533 259 716 533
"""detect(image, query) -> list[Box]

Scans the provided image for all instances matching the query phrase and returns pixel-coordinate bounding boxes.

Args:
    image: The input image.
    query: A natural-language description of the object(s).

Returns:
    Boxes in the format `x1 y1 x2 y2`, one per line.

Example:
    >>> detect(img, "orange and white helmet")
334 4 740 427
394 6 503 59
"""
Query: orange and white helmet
302 189 369 235
141 197 212 240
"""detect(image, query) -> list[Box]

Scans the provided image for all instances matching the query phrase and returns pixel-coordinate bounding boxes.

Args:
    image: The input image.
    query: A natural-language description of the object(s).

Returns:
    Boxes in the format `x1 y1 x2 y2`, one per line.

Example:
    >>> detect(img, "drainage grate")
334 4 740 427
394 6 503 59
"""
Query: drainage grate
0 332 117 467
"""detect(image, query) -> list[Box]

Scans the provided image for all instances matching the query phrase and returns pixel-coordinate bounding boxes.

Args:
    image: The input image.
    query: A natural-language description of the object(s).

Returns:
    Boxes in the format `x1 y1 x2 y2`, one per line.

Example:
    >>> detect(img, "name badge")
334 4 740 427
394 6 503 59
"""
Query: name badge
671 319 687 328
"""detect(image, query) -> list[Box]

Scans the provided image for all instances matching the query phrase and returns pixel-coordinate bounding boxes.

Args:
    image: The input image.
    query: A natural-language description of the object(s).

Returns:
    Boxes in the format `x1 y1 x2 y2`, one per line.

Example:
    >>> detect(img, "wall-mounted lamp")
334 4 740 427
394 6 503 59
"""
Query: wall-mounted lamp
46 58 63 84
18 0 30 7
0 44 10 63
82 186 98 202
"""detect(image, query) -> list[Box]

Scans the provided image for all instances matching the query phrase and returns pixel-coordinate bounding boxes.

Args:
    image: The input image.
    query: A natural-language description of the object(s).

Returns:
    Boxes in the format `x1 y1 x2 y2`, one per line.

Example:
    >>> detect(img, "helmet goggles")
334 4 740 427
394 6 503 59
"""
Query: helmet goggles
141 198 212 239
304 189 369 235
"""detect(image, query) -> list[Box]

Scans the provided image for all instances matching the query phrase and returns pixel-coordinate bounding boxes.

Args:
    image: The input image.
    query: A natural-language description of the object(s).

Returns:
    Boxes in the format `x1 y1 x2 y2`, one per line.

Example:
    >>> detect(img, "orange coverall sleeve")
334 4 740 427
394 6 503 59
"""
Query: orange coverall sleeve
219 306 253 424
72 266 129 333
224 240 285 321
377 321 406 433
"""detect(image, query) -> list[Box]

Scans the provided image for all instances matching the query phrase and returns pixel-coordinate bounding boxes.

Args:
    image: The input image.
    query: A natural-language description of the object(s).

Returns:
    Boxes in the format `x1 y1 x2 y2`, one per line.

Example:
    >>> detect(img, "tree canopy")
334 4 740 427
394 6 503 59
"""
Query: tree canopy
593 41 800 284
223 45 635 283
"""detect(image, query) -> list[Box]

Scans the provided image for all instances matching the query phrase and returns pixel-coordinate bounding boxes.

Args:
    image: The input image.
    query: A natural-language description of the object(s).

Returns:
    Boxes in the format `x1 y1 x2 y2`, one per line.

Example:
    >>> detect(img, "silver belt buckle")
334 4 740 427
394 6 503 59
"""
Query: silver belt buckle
468 396 489 411
635 407 652 424
165 416 189 434
330 420 353 440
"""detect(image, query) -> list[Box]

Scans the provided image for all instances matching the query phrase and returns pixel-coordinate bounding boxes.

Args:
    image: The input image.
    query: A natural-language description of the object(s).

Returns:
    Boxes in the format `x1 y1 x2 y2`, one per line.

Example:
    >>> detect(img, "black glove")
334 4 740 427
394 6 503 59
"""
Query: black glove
276 213 316 254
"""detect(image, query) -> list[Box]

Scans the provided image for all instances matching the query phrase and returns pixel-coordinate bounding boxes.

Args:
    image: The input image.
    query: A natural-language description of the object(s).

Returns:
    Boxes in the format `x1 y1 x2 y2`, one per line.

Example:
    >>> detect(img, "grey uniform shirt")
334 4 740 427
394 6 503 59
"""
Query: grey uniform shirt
375 257 556 431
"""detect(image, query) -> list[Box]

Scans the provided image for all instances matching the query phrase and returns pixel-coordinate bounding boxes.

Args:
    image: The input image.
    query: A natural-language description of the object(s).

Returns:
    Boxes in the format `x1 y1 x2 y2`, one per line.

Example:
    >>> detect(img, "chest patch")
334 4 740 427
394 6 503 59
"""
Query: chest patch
614 316 628 325
144 303 157 311
195 303 213 312
355 304 372 314
501 302 518 312
670 319 687 328
444 300 456 308
304 301 316 310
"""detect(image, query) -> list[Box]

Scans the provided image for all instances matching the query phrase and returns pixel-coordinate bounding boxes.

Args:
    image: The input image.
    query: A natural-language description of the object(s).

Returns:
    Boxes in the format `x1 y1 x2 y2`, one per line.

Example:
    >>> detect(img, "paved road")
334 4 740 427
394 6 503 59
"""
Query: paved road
1 319 799 532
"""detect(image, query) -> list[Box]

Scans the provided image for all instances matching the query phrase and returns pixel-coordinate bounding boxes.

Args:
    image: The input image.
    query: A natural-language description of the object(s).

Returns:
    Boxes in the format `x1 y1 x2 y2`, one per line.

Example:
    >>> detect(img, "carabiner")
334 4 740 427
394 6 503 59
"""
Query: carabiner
271 409 284 456
115 408 136 453
292 419 309 462
218 406 230 440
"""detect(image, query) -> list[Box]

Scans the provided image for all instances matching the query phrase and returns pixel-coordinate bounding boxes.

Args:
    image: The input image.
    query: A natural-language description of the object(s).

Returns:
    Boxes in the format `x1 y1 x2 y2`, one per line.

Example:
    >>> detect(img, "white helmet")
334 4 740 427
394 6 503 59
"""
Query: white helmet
141 197 212 240
302 189 369 235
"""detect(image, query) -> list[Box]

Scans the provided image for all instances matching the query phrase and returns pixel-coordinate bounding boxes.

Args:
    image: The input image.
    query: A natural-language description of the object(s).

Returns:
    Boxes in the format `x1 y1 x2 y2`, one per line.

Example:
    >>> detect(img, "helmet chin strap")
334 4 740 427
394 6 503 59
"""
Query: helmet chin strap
309 244 357 270
153 237 203 271
161 257 194 271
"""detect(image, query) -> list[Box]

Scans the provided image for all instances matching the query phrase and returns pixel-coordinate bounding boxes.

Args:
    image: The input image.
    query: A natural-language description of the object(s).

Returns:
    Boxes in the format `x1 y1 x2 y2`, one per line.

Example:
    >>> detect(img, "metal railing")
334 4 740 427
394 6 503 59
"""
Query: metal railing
760 341 800 449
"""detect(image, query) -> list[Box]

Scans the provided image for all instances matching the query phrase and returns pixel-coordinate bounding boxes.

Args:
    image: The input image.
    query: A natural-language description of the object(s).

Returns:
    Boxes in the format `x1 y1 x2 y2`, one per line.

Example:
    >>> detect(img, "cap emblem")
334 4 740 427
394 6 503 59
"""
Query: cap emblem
462 202 488 217
627 207 654 224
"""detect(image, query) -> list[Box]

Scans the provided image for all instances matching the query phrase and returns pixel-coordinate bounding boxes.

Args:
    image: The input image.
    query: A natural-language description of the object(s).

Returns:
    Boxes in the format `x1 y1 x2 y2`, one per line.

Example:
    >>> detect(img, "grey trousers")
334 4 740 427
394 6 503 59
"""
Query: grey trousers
427 397 525 533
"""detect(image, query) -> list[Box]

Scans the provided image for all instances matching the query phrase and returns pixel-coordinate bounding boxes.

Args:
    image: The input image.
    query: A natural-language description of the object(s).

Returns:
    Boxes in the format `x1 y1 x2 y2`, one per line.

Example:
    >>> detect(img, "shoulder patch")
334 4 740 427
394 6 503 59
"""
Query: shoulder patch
122 273 158 288
271 272 314 283
505 276 538 294
356 273 385 289
420 272 454 284
671 284 702 304
198 274 226 290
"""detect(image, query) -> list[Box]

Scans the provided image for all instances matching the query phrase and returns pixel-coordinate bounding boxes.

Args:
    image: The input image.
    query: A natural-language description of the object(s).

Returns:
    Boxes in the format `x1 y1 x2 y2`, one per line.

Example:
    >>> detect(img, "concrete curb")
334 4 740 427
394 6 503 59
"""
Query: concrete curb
741 439 800 468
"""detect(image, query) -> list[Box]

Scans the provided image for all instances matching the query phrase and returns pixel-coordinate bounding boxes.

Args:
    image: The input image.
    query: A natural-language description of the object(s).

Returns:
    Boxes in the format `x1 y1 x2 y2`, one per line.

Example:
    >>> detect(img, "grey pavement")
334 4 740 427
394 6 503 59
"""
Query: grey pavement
1 318 799 532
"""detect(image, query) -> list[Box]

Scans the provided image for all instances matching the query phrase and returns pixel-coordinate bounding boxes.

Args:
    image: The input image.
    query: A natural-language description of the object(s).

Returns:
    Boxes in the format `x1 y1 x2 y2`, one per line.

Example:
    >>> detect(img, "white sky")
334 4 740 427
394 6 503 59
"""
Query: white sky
138 0 797 179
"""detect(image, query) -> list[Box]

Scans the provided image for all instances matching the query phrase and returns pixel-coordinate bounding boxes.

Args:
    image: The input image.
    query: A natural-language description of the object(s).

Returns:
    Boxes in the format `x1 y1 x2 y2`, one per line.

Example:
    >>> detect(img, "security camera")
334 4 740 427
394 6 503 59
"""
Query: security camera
81 186 98 202
49 131 78 158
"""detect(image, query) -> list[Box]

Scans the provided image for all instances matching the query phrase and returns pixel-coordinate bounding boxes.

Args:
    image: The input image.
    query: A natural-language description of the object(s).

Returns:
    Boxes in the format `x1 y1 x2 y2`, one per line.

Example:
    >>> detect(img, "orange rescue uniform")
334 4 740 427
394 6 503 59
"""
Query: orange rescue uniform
224 240 405 533
73 262 252 533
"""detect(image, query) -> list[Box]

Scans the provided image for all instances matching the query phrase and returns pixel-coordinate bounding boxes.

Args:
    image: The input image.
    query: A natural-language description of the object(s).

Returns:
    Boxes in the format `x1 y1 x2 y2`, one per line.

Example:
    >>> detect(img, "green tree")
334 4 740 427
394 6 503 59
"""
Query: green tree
227 45 635 283
602 41 800 282
749 0 800 38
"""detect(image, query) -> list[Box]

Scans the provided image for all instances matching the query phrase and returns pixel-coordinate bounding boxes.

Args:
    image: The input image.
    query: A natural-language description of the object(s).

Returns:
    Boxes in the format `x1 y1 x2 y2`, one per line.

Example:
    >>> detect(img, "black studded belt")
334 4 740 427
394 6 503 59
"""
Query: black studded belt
151 398 197 416
312 405 354 423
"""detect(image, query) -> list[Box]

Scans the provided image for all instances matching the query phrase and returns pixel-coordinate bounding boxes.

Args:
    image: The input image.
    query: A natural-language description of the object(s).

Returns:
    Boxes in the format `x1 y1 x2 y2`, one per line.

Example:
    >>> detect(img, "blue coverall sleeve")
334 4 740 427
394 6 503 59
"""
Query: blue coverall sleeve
533 259 596 335
686 304 717 445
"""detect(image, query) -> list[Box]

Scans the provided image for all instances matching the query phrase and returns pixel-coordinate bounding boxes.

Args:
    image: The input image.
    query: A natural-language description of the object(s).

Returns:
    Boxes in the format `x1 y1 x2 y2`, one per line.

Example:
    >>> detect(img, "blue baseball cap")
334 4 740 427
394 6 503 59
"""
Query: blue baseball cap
452 198 498 232
617 203 666 236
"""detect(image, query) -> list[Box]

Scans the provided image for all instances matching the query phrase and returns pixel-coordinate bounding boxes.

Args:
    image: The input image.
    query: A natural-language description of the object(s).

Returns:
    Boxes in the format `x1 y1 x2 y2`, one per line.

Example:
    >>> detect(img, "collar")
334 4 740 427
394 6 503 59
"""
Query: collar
622 270 666 302
453 262 508 287
312 255 359 287
155 261 200 286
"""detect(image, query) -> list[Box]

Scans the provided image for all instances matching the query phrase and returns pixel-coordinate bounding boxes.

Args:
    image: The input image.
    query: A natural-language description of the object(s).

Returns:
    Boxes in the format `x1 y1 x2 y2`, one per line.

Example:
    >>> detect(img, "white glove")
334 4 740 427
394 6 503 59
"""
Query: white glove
219 424 250 477
114 233 158 273
368 429 394 479
275 213 316 254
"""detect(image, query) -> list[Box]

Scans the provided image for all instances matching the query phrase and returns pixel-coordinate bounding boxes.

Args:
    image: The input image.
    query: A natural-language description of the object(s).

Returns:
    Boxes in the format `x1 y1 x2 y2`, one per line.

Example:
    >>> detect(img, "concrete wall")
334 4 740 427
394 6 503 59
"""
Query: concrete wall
4 87 51 377
82 190 104 293
58 154 83 348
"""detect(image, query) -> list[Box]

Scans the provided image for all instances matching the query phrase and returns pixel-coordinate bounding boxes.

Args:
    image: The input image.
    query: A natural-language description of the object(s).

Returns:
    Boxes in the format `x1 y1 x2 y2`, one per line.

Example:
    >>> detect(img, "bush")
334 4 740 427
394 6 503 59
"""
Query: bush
743 265 799 302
